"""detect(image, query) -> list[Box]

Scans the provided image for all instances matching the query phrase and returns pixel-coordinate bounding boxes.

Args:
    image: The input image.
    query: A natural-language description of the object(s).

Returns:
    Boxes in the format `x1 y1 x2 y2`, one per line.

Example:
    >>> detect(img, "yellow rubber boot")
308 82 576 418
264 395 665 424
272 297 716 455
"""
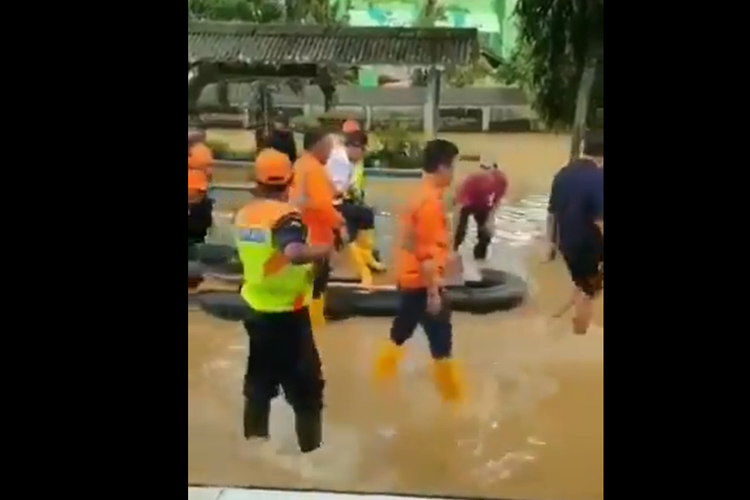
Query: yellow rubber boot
432 359 465 403
309 296 327 332
373 341 404 383
360 230 387 272
349 243 374 288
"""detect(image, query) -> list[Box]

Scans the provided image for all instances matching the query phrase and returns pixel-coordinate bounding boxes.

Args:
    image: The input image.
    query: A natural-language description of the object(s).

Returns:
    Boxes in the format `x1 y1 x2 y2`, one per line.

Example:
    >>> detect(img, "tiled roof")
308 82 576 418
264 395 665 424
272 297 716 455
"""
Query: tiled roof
188 21 480 66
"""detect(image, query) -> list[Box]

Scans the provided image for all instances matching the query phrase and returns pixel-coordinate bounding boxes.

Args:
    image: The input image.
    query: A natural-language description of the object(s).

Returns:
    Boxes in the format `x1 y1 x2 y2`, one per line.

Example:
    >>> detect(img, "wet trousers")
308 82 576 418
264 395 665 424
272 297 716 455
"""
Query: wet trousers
390 289 454 360
453 207 492 260
242 307 325 452
337 200 375 241
243 307 324 412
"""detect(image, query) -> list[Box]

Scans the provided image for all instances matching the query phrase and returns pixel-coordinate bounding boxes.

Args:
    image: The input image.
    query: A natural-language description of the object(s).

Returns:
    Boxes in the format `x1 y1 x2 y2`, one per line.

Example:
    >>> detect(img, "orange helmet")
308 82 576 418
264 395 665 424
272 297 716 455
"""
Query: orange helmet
255 149 293 186
188 143 214 170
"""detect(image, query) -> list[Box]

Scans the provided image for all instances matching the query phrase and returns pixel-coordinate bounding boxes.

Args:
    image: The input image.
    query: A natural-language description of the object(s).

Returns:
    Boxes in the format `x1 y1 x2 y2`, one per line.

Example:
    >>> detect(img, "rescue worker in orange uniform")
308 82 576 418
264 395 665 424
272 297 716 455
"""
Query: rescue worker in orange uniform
289 130 347 330
188 168 213 246
236 149 333 456
374 140 465 403
188 134 214 179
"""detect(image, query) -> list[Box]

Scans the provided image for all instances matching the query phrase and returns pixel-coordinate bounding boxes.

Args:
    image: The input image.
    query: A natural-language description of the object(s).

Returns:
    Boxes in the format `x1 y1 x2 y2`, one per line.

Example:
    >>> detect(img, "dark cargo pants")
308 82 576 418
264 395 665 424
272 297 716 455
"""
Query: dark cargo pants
242 307 325 413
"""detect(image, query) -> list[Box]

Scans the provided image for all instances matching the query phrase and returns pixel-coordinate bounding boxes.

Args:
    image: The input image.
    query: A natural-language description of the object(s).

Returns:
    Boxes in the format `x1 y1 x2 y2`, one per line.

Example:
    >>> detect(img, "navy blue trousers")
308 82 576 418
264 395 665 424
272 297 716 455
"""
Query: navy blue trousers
390 289 453 360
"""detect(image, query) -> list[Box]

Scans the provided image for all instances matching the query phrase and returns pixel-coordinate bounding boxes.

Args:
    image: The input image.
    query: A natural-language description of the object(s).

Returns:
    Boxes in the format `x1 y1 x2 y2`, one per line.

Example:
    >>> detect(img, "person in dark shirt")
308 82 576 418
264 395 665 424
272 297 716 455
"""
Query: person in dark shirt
548 130 604 335
267 115 298 163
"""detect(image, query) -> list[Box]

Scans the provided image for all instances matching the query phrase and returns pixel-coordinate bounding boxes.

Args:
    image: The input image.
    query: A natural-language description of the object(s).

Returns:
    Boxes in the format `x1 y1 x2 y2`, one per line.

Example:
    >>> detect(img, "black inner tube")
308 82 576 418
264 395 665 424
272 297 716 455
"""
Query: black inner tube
195 244 238 266
188 261 204 280
327 270 527 317
196 292 351 322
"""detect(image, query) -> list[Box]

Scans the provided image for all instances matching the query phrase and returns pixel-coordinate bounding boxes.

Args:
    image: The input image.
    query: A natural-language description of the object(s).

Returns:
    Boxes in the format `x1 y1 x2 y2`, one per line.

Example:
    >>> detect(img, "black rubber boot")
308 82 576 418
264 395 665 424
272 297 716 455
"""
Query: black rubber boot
243 399 270 440
294 410 322 453
474 238 491 261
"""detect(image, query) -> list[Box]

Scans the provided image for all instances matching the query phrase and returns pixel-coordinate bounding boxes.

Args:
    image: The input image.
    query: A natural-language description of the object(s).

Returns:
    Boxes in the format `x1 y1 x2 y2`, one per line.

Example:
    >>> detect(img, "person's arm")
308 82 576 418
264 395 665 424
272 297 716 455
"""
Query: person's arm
326 152 352 194
546 171 564 260
308 168 345 228
490 171 509 211
590 173 604 237
347 162 359 195
287 135 298 163
272 215 332 265
454 178 470 209
547 171 562 245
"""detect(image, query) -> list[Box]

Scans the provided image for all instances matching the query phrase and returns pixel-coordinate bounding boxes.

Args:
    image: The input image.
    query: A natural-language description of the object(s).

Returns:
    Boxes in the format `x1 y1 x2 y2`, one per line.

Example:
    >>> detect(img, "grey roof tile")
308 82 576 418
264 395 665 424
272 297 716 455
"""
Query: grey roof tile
188 21 480 66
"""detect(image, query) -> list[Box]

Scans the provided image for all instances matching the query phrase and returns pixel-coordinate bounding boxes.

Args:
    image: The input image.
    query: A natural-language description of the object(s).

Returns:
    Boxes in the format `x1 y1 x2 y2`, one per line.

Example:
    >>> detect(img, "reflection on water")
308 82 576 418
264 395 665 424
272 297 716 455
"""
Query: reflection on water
208 190 549 256
190 135 603 500
495 194 550 247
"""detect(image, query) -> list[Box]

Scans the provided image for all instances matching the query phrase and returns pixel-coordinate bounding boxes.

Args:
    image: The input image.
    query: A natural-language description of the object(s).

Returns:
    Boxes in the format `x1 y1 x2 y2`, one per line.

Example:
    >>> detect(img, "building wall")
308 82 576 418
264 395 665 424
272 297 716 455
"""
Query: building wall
336 1 519 86
197 84 533 132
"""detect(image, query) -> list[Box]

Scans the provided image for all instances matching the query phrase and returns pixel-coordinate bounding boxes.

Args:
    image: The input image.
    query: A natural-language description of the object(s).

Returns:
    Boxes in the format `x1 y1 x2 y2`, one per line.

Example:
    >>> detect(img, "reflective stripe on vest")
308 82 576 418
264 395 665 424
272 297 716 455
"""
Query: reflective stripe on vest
353 161 365 192
345 161 366 201
235 200 313 313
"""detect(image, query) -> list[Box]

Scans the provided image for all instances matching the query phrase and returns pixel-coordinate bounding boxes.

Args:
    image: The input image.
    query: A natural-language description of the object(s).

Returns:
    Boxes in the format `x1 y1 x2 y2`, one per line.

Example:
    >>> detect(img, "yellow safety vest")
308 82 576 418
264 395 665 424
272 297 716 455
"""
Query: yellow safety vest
235 200 313 312
347 161 366 202
354 161 365 192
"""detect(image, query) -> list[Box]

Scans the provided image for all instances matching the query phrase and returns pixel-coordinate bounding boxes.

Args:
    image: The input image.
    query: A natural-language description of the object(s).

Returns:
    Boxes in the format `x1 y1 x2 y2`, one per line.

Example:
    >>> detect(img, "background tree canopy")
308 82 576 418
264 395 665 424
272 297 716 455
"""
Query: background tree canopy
187 0 344 23
188 0 604 130
509 0 604 128
188 0 281 22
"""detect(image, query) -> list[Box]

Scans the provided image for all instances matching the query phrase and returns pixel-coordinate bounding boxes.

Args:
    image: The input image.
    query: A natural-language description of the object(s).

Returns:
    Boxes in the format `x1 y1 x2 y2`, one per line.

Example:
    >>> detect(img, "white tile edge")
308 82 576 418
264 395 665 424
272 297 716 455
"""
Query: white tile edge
188 488 473 500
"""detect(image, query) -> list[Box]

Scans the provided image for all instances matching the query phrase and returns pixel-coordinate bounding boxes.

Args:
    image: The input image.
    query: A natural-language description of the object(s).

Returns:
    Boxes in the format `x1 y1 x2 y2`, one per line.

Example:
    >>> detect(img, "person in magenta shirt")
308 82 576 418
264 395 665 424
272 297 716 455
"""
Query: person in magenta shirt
453 157 509 261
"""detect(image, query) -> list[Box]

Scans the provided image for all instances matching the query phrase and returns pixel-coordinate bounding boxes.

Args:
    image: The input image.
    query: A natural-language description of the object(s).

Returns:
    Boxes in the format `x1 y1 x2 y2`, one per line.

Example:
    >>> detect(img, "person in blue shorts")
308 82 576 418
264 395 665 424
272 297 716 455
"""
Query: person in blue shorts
548 130 604 334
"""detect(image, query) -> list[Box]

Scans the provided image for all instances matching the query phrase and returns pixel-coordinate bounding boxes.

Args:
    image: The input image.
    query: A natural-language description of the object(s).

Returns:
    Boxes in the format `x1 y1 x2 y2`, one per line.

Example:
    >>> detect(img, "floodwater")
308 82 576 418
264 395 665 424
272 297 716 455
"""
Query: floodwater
188 133 604 500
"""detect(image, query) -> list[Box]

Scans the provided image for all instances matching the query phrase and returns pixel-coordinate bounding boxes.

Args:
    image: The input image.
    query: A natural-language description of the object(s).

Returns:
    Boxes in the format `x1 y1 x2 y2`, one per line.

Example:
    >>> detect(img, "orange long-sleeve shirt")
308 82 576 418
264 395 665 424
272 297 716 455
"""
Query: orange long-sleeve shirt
395 181 450 289
289 153 344 245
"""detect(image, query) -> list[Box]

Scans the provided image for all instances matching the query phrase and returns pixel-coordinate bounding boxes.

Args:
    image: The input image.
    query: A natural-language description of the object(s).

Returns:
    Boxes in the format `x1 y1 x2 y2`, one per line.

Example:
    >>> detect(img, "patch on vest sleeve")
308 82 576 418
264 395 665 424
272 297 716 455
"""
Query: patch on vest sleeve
238 228 269 244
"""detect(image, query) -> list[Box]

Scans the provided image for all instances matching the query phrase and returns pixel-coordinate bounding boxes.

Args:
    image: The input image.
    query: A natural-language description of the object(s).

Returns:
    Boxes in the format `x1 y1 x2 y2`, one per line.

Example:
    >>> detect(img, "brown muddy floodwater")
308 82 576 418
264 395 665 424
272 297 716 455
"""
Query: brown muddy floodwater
188 133 604 500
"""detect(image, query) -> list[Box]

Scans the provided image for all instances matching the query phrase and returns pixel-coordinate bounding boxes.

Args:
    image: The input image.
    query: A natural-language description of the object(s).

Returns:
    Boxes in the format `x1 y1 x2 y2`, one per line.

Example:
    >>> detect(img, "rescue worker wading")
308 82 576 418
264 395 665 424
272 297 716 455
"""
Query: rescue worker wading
236 149 333 457
188 169 213 247
374 140 465 403
289 130 346 330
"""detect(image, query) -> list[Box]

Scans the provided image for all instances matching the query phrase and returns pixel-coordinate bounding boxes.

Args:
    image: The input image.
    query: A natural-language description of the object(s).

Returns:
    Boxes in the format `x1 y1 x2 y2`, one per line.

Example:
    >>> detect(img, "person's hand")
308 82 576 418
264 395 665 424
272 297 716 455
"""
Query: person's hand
545 242 558 262
445 253 464 279
427 288 443 316
338 226 350 246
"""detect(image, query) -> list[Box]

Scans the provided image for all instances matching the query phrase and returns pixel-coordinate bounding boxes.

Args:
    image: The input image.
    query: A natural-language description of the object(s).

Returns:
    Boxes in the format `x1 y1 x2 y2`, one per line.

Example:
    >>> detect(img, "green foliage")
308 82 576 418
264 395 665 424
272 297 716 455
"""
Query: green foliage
187 0 283 22
410 0 497 88
367 119 425 170
203 138 233 158
187 0 348 24
511 0 604 128
445 59 497 88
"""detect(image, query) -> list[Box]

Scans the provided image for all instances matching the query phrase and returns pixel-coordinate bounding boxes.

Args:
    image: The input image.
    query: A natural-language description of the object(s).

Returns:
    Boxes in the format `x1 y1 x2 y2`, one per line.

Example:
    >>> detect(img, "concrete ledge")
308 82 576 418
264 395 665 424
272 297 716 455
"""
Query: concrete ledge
211 164 423 182
211 182 257 192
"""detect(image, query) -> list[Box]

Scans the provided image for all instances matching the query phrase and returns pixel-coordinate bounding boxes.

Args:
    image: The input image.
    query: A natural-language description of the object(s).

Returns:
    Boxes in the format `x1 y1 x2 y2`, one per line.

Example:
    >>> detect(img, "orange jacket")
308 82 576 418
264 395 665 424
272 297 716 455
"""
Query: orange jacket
188 168 209 193
395 181 450 289
289 153 344 245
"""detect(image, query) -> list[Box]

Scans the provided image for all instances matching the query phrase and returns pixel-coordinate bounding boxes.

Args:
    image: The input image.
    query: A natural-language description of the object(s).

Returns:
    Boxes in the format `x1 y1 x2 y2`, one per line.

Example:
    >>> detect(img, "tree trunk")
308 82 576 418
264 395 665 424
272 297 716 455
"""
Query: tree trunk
569 59 598 160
